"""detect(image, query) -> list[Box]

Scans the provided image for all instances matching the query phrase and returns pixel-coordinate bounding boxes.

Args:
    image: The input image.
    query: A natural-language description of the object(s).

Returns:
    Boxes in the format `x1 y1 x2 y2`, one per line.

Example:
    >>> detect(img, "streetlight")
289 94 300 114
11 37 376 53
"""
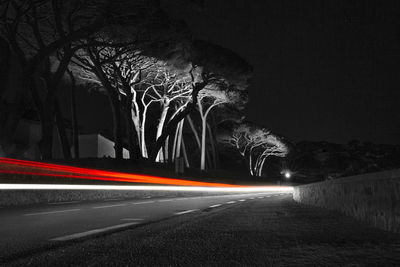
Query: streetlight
281 170 292 179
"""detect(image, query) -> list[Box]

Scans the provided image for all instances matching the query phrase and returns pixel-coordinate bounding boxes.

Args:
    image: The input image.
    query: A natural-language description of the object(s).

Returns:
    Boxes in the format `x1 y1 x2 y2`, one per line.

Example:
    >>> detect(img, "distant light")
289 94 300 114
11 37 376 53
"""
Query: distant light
284 171 291 179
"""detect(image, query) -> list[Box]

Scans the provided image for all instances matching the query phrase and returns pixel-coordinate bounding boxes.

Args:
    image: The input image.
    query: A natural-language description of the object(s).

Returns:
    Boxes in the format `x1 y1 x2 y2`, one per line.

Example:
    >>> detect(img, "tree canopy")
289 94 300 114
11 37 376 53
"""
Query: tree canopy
0 0 288 179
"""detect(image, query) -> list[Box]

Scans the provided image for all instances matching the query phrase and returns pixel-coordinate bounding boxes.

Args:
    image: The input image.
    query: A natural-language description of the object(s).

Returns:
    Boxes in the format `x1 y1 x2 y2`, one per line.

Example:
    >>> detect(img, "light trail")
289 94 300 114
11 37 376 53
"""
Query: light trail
0 184 294 192
0 158 241 187
0 158 294 191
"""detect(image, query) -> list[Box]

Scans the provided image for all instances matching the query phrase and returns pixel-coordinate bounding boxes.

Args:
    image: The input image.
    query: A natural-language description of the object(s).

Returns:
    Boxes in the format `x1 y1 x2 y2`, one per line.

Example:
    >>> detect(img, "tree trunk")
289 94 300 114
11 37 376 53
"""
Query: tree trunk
149 80 207 161
39 48 73 160
207 122 217 169
0 102 22 155
131 91 142 150
156 103 169 162
0 43 26 155
55 99 72 159
198 101 221 171
258 156 268 177
132 114 141 151
248 148 254 176
88 49 123 160
164 136 169 163
210 114 220 168
254 154 264 177
171 122 180 162
140 106 149 158
39 91 57 160
187 114 201 149
176 120 184 159
124 93 137 160
182 137 190 168
109 94 123 160
102 84 124 160
200 116 207 171
68 71 79 159
197 101 208 171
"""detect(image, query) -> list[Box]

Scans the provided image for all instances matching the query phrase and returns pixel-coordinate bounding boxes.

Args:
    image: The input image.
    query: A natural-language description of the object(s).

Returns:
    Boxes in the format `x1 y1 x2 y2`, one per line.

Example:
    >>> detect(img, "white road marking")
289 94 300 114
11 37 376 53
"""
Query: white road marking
226 201 236 204
266 196 271 197
48 201 80 205
249 197 255 200
120 218 144 221
50 222 139 242
238 199 246 202
158 199 173 202
132 201 154 205
209 204 222 208
257 197 264 199
24 209 81 216
93 204 126 209
174 209 198 215
175 194 266 202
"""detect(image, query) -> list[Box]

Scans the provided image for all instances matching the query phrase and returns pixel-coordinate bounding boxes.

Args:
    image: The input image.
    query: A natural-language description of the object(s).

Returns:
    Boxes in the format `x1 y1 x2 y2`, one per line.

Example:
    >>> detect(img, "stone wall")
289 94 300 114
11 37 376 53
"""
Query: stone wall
293 169 400 232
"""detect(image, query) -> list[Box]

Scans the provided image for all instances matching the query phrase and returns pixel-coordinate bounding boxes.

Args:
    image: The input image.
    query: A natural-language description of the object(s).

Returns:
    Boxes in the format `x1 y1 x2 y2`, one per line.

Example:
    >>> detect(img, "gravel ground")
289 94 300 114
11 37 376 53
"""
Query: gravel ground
7 195 400 266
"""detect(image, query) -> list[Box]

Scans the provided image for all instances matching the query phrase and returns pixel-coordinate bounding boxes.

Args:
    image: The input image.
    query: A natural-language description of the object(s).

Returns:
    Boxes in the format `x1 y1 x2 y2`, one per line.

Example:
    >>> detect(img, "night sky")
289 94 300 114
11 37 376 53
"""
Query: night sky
165 0 400 145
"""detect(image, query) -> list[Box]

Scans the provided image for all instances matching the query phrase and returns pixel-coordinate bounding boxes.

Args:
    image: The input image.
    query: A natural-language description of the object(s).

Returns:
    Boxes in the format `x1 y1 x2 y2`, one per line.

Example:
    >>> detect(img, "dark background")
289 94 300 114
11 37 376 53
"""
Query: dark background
70 0 400 145
164 0 400 145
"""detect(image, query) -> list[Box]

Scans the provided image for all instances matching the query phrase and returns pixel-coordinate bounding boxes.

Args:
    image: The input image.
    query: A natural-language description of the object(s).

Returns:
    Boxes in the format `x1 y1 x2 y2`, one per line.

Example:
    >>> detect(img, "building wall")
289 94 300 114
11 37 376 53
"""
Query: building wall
78 134 129 159
97 134 115 158
13 124 128 160
293 169 400 232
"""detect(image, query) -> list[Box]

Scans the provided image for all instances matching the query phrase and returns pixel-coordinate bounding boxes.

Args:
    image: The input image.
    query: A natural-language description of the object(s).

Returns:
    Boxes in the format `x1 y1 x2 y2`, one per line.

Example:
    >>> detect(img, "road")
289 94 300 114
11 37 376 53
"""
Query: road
0 191 288 263
2 191 400 266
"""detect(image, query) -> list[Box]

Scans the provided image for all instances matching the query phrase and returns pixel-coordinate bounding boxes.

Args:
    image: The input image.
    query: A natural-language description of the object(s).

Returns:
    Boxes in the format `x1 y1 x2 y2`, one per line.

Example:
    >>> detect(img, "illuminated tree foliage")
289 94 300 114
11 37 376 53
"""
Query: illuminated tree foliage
149 40 252 164
219 123 288 177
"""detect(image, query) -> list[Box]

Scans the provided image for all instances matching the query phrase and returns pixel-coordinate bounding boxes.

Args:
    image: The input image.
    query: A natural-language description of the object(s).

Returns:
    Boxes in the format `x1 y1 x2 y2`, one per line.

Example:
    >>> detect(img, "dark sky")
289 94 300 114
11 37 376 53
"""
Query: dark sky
166 0 400 145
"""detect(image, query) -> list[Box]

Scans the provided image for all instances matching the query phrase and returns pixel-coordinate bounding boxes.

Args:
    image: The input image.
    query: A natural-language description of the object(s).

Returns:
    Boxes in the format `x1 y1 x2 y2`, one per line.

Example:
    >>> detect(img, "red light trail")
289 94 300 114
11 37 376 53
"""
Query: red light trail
0 158 243 187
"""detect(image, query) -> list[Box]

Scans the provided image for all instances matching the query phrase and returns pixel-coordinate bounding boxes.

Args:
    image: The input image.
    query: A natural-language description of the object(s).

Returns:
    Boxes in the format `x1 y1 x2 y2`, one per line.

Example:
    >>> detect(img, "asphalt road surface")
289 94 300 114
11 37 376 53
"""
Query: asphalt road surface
2 192 400 266
0 191 286 263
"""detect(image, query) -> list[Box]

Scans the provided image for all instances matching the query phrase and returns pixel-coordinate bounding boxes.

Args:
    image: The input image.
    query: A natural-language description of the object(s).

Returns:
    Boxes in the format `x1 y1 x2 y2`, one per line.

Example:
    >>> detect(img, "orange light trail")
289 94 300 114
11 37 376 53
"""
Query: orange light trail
0 158 243 187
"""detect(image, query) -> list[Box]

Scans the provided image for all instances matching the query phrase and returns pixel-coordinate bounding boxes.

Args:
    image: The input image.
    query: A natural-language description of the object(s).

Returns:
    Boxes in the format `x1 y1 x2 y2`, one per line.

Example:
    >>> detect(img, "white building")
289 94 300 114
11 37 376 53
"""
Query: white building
13 119 128 159
77 134 129 159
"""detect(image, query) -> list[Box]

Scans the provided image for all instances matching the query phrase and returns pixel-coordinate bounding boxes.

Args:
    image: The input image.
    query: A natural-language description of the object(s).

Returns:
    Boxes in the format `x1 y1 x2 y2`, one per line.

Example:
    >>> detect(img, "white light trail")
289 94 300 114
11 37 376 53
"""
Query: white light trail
0 184 294 192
